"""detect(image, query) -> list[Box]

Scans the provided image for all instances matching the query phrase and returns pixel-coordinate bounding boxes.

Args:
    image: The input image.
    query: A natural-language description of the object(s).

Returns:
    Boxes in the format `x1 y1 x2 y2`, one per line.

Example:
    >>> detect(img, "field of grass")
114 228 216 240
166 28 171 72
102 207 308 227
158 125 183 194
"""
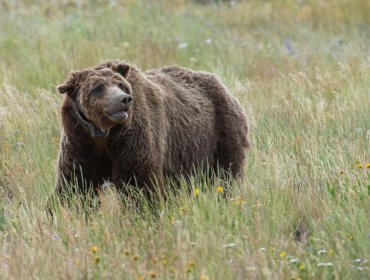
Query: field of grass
0 0 369 279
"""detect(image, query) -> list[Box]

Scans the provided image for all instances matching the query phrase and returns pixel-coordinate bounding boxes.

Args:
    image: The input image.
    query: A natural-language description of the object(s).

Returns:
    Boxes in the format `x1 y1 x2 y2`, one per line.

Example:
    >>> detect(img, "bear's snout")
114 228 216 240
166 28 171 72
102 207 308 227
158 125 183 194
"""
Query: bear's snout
118 94 133 109
104 92 133 123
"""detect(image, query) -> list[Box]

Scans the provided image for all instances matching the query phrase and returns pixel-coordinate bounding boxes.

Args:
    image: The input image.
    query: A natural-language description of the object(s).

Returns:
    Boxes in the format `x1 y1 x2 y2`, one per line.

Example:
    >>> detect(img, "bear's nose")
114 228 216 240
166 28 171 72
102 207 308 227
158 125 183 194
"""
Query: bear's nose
119 94 133 108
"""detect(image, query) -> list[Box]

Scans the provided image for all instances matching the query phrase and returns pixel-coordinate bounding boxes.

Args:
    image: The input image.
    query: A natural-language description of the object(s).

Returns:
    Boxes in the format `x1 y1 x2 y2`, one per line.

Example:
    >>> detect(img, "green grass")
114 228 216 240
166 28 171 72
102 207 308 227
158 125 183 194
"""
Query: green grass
0 0 369 279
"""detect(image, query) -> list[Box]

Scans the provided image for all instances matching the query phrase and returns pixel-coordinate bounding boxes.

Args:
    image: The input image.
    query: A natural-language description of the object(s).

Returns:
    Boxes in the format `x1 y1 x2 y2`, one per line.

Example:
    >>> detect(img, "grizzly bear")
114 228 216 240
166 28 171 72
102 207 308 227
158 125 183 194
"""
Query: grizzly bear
55 60 249 201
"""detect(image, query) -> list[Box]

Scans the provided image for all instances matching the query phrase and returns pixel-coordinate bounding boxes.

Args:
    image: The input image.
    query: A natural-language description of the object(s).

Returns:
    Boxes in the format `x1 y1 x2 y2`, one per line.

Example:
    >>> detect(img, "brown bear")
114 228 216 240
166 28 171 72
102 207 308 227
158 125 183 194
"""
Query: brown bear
55 60 249 201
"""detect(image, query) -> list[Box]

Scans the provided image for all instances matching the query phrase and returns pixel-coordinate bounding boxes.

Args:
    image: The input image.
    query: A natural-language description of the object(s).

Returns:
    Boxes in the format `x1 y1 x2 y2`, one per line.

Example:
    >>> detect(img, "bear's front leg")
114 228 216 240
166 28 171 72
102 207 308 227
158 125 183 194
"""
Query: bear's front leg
112 163 165 203
53 139 101 208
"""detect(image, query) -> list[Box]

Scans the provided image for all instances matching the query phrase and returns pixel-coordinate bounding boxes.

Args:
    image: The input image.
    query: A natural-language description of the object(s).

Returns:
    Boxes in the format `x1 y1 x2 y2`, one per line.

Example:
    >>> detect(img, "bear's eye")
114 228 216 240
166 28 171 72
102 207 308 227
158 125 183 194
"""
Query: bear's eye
91 84 105 95
118 83 128 92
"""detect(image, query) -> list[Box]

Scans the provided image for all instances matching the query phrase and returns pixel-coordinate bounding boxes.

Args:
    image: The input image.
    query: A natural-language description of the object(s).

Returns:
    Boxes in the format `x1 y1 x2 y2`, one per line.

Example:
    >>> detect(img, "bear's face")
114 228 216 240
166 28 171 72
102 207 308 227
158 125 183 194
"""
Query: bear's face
58 62 133 132
76 70 133 130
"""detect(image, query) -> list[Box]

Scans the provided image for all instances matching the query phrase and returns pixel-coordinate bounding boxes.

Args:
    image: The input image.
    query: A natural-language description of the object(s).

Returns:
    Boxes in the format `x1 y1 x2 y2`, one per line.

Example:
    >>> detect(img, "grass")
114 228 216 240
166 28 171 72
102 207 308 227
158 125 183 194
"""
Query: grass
0 0 369 279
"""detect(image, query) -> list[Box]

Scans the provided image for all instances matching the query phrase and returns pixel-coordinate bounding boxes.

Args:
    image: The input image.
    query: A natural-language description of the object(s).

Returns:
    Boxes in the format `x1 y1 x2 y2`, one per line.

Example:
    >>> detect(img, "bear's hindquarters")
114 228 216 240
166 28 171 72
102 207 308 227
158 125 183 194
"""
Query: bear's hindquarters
208 79 249 179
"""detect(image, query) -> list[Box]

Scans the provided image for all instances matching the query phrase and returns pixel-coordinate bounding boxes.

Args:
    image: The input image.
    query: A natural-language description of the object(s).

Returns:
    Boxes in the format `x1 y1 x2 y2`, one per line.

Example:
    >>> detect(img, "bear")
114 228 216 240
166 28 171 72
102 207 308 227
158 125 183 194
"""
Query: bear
54 60 249 203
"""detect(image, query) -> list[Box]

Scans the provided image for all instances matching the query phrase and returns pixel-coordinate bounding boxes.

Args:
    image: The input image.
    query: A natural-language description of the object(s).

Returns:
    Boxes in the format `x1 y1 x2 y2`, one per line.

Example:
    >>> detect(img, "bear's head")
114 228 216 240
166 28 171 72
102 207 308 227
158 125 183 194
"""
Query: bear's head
58 61 133 136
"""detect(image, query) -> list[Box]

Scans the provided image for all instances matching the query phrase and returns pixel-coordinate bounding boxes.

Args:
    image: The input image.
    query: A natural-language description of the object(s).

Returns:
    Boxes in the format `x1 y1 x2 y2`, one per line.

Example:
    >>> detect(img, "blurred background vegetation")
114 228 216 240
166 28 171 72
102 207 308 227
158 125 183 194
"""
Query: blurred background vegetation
1 0 369 90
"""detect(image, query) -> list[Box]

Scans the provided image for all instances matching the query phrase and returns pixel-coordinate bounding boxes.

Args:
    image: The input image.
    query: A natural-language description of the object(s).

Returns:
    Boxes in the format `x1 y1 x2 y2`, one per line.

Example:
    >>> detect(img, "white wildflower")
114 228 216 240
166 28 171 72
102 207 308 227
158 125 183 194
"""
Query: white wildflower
178 42 188 49
318 262 334 267
290 258 299 263
223 243 236 248
317 249 327 256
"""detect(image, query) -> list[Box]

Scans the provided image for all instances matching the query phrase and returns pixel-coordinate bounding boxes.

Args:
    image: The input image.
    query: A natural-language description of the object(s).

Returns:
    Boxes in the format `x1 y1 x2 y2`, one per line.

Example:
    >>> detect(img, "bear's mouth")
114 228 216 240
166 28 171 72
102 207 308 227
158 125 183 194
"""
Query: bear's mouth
105 110 129 123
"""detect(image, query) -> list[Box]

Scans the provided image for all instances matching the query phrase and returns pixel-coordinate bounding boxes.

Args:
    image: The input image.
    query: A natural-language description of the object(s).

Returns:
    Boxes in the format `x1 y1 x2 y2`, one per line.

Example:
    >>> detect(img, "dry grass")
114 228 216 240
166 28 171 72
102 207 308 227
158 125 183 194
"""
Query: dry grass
0 0 369 279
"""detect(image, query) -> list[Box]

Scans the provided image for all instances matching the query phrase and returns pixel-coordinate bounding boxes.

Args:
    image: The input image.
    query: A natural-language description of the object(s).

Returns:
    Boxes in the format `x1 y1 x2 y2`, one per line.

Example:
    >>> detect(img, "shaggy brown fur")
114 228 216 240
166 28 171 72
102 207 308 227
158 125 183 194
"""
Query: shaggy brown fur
55 60 249 201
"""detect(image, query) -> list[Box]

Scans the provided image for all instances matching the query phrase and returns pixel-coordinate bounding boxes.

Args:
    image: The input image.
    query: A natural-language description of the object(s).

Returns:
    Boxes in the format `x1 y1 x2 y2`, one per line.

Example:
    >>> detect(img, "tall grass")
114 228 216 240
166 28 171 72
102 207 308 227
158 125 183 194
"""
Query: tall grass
0 0 369 279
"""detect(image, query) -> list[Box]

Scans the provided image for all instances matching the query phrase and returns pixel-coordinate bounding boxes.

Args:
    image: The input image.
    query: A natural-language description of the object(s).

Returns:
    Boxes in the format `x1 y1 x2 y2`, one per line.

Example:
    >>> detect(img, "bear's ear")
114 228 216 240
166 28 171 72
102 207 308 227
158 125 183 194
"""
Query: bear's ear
114 63 131 78
57 82 73 94
95 60 116 70
96 61 131 78
57 71 80 95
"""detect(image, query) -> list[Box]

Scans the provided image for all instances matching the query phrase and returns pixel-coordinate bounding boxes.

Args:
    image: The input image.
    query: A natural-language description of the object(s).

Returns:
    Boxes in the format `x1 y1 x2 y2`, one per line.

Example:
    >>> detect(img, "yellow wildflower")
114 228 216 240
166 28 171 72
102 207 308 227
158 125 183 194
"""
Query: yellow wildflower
94 256 100 264
365 163 370 169
90 246 98 254
186 260 196 273
161 256 168 266
124 250 130 256
357 163 362 169
137 276 144 280
133 255 138 261
187 260 196 268
216 186 224 193
149 271 157 278
194 188 200 197
279 251 286 258
75 259 81 266
346 233 354 241
299 263 305 271
339 170 344 175
201 274 209 280
169 267 176 274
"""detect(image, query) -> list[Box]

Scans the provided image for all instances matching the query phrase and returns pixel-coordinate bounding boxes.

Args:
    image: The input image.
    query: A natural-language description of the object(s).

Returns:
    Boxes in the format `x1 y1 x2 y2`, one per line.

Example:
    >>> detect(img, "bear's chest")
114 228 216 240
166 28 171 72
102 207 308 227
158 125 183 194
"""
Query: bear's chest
91 138 113 182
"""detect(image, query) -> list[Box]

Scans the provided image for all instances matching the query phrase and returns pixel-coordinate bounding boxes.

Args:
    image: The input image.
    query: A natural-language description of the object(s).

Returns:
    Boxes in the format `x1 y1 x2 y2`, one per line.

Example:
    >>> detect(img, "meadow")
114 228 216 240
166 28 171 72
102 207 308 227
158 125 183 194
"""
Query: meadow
0 0 369 279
